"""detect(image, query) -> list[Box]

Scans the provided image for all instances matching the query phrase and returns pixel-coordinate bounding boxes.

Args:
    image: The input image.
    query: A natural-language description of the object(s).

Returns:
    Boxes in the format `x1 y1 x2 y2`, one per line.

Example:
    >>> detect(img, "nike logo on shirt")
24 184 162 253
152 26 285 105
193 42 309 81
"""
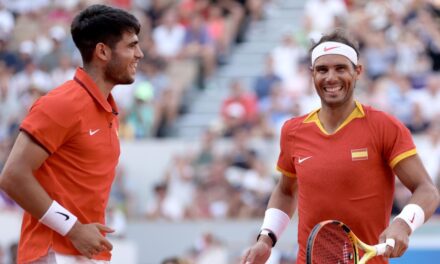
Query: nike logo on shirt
298 156 312 164
89 129 100 136
56 212 70 221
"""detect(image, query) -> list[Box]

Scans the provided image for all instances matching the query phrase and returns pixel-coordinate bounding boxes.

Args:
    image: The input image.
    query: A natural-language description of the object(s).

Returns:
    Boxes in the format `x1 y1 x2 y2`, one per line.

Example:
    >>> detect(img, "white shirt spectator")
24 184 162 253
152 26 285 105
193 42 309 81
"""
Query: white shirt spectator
0 6 14 37
411 75 440 121
153 9 186 59
271 33 305 83
304 0 347 35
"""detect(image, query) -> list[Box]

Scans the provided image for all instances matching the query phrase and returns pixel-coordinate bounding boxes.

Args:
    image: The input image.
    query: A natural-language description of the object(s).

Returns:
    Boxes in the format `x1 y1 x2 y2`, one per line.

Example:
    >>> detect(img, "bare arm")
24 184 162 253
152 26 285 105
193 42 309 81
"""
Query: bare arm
241 175 298 264
0 132 52 218
380 154 440 258
394 154 440 222
0 132 114 258
267 174 298 217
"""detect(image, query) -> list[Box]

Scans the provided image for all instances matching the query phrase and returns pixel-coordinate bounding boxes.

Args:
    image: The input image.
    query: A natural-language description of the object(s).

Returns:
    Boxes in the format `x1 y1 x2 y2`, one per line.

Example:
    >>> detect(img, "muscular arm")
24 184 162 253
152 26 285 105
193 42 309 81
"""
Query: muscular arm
0 132 52 218
0 132 114 258
394 154 440 222
257 174 298 248
267 174 298 217
380 154 440 258
241 174 298 264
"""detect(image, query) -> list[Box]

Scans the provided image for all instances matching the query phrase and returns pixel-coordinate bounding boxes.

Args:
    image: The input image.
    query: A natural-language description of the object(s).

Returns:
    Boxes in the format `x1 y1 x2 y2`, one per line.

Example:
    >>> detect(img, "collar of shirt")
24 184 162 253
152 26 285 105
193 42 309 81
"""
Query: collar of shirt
73 67 118 115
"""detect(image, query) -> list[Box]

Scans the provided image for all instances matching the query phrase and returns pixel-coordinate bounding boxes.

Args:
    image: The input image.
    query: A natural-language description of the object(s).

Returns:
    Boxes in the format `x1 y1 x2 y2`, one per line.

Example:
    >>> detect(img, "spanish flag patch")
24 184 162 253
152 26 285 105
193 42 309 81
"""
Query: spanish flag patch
351 148 368 161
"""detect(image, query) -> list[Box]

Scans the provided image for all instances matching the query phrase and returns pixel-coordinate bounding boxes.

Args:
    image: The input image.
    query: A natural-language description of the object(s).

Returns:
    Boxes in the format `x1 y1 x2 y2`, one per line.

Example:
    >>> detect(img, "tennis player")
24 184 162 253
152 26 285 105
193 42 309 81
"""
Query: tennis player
0 4 143 263
241 29 440 264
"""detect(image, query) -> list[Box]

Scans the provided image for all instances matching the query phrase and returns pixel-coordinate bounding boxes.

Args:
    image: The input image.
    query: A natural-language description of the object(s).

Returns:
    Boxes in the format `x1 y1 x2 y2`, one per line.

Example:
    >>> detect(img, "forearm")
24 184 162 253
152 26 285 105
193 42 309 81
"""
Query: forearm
407 182 440 222
267 181 297 218
0 169 52 219
0 132 53 219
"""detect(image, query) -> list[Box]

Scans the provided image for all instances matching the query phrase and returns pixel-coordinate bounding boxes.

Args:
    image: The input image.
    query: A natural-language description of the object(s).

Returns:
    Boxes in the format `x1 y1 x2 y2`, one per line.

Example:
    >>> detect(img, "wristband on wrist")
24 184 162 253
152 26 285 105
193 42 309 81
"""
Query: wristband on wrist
393 203 425 233
259 208 290 246
39 201 78 236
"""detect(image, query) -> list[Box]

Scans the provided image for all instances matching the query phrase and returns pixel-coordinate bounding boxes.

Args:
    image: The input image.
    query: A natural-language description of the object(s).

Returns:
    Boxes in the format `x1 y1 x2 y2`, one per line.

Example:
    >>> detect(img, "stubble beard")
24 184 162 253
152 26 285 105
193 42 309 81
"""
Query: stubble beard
104 59 135 85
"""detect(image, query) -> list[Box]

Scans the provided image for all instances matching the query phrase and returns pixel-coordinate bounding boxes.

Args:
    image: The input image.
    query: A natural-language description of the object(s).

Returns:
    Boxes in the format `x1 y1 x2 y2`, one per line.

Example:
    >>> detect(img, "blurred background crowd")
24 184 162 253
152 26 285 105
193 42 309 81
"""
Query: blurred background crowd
0 0 439 263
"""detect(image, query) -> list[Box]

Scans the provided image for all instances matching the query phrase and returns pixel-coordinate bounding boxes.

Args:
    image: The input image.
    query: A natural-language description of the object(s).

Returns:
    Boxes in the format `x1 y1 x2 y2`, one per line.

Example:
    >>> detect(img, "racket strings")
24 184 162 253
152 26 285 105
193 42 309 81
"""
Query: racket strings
311 224 355 264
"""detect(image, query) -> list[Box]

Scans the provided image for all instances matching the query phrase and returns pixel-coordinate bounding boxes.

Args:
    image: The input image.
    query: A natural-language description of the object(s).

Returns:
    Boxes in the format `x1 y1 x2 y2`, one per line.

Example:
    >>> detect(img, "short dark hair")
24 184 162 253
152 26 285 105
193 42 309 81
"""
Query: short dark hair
309 28 360 60
71 4 141 64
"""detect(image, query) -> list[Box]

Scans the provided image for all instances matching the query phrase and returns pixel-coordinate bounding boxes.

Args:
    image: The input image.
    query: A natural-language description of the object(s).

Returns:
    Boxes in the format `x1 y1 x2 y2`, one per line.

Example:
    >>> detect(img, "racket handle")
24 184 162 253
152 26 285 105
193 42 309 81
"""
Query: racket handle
375 238 396 256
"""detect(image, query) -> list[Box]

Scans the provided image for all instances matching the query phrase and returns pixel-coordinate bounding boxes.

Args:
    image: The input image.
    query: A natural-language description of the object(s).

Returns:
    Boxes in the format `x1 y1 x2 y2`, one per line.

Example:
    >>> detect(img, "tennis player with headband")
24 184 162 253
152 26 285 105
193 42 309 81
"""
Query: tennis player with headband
241 29 440 264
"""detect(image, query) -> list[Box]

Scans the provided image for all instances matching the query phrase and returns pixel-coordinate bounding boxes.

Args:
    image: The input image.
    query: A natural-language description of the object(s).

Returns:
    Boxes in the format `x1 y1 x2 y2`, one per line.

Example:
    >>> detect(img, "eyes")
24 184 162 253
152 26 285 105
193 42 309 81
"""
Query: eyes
314 65 349 74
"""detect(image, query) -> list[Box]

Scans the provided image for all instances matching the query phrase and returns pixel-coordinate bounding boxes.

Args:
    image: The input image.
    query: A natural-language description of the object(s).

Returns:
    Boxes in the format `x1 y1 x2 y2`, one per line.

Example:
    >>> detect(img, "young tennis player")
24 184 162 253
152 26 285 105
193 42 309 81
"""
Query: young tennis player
0 4 143 263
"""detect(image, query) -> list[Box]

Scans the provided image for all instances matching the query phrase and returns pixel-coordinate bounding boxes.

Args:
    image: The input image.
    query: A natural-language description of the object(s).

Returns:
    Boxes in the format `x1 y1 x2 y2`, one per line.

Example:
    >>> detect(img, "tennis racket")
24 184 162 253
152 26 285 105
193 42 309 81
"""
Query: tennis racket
306 220 395 264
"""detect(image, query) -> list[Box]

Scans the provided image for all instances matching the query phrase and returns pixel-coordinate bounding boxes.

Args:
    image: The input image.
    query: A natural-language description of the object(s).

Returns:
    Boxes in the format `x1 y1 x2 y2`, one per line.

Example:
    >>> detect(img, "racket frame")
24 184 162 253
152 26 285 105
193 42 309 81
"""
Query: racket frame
306 220 380 264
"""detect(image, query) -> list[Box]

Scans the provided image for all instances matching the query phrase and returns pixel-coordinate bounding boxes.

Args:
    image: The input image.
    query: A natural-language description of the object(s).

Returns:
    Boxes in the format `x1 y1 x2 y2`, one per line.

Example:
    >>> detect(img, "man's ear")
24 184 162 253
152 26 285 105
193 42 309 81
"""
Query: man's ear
95 43 111 62
355 64 363 79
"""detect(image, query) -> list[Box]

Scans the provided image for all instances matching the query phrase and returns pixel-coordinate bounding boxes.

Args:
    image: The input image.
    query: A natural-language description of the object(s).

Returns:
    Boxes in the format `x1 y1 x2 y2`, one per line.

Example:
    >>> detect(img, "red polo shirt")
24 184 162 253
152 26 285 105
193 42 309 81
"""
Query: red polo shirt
277 102 416 264
18 68 120 262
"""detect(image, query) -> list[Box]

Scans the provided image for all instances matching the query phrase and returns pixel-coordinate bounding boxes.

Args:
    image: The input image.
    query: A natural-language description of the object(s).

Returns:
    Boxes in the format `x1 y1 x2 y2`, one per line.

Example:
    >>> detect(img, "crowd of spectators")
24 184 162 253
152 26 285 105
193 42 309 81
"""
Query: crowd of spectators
141 0 440 226
0 0 271 173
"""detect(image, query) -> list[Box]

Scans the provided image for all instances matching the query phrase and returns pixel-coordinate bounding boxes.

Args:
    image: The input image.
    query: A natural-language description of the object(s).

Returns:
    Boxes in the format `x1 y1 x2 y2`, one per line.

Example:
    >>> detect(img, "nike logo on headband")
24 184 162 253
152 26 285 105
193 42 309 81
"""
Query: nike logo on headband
324 46 340 52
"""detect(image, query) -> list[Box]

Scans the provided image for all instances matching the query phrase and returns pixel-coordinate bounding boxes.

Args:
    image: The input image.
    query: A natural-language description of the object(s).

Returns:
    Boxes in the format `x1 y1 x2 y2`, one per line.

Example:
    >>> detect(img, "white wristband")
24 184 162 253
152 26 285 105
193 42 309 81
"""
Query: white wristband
394 204 425 233
39 201 78 236
260 208 290 240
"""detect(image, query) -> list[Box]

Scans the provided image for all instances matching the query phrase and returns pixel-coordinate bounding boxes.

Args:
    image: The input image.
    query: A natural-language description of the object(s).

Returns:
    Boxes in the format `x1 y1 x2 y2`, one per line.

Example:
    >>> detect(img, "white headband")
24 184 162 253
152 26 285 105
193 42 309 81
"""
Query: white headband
311 41 358 66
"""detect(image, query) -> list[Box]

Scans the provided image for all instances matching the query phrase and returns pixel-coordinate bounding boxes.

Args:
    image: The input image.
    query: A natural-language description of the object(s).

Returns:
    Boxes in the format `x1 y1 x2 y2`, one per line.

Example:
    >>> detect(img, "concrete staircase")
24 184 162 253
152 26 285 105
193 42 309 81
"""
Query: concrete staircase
174 0 305 138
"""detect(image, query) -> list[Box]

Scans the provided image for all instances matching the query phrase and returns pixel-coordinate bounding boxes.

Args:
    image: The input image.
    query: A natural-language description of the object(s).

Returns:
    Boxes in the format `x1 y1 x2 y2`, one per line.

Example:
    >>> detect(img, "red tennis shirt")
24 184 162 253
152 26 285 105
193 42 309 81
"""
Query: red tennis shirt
277 101 416 264
18 68 120 262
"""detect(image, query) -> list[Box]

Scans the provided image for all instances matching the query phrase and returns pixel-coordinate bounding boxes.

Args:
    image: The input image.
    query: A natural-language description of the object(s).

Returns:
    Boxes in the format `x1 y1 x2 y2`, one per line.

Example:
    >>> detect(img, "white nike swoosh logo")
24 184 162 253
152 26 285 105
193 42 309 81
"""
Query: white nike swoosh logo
89 129 100 136
298 156 312 164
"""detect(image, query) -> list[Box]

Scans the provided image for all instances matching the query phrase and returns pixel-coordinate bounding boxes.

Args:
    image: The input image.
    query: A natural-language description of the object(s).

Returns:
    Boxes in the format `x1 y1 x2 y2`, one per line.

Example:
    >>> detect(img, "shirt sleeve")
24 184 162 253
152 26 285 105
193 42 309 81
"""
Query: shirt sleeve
276 120 296 177
20 97 77 154
380 112 417 168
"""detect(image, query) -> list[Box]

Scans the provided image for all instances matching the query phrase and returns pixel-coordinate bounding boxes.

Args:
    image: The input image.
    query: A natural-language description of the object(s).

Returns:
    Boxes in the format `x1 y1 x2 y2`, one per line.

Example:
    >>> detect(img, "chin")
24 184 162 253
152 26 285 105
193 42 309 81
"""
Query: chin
119 76 135 85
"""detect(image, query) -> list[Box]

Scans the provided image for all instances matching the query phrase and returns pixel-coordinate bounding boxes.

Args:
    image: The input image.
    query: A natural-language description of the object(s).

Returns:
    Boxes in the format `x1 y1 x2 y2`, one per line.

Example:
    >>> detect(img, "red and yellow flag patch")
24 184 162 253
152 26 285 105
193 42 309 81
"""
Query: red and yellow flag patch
351 148 368 161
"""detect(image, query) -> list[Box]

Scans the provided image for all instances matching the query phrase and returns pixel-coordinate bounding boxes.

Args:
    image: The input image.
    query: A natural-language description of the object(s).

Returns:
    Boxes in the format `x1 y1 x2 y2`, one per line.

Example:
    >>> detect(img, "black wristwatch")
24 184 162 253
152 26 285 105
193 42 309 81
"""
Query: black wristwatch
257 229 277 247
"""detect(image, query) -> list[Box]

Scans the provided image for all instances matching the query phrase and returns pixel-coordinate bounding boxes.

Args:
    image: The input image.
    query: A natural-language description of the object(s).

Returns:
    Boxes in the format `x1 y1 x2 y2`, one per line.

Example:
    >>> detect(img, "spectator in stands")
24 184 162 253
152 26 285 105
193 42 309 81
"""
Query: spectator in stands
153 7 185 62
362 30 396 80
0 37 19 72
220 79 257 137
50 53 76 86
38 25 68 72
417 117 440 189
182 13 216 88
192 232 228 264
145 182 177 220
258 81 293 130
126 81 156 138
387 73 416 127
303 0 347 39
206 4 230 64
144 0 172 29
270 30 305 85
253 54 281 101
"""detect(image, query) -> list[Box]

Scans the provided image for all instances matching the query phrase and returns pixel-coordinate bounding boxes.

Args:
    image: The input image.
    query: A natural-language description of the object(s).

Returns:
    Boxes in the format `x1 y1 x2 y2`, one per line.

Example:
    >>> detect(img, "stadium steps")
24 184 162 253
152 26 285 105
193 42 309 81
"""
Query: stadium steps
173 0 305 138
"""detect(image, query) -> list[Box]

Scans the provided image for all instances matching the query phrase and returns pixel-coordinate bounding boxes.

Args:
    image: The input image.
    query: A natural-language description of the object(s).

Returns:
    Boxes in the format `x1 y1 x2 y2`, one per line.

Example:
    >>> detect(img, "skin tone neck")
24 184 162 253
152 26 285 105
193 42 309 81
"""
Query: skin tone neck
83 64 113 98
318 100 356 134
